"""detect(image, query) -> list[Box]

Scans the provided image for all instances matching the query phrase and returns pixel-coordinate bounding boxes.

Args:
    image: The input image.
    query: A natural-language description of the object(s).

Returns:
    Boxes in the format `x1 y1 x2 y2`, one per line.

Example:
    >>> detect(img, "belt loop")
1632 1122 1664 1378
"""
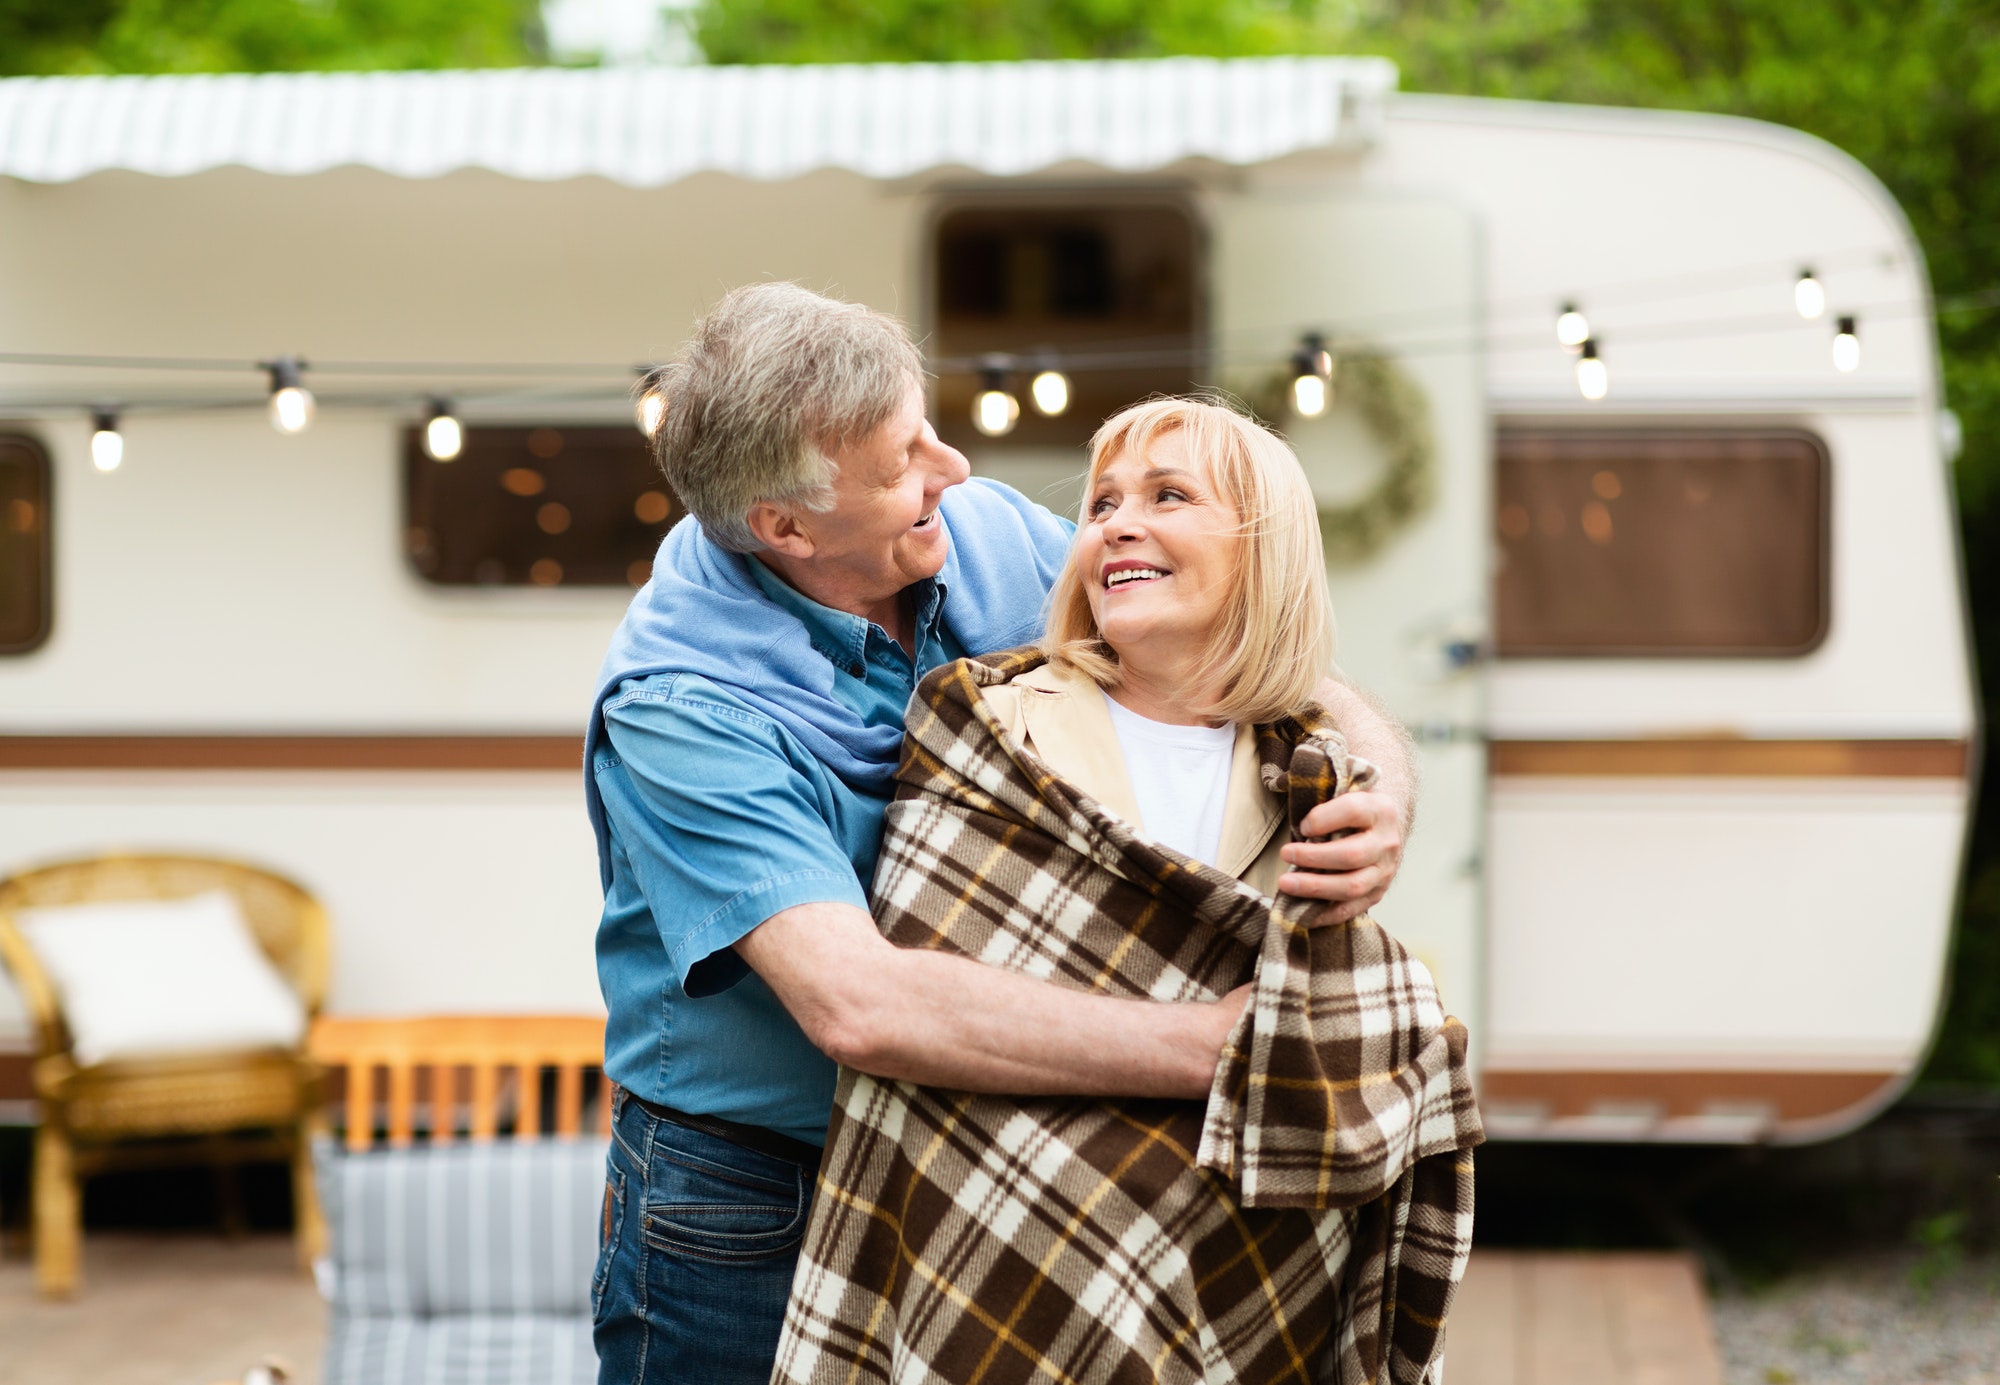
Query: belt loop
608 1082 626 1124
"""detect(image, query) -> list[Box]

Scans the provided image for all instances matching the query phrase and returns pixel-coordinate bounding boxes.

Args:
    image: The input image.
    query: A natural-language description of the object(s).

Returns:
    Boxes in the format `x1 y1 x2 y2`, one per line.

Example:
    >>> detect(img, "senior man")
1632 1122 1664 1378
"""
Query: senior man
584 282 1418 1385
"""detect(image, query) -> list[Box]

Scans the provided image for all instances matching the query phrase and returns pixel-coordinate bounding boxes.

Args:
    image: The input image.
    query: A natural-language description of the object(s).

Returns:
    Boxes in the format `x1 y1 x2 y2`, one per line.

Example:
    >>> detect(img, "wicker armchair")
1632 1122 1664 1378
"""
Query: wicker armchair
0 853 330 1296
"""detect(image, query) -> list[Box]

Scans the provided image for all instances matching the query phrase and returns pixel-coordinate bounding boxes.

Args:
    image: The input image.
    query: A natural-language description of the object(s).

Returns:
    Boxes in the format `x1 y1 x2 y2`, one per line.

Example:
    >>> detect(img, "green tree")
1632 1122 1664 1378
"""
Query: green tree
690 0 2000 1087
0 0 546 74
692 0 1353 63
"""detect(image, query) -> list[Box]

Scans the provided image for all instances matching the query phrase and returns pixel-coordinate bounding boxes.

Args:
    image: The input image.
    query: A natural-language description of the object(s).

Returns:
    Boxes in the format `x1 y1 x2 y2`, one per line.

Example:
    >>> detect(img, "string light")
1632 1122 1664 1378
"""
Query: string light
263 356 314 435
1795 268 1826 320
423 399 463 461
972 362 1020 438
1029 367 1071 417
89 409 123 472
0 255 1897 438
1290 332 1333 418
1576 339 1609 400
1832 315 1861 372
1555 303 1591 350
635 371 666 438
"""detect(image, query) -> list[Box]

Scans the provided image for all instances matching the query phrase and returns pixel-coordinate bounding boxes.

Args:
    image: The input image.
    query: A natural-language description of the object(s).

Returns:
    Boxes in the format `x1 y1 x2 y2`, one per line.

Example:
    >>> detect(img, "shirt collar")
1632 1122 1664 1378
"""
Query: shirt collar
747 557 950 678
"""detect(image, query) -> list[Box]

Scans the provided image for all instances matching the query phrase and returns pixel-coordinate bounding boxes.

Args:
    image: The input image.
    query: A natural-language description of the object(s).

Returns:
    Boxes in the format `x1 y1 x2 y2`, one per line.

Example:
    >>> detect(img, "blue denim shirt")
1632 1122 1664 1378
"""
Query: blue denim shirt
592 551 1058 1146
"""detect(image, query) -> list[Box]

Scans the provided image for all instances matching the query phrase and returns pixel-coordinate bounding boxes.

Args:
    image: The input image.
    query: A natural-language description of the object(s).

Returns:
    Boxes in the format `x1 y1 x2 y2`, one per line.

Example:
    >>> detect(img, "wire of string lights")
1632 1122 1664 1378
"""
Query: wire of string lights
0 253 1988 427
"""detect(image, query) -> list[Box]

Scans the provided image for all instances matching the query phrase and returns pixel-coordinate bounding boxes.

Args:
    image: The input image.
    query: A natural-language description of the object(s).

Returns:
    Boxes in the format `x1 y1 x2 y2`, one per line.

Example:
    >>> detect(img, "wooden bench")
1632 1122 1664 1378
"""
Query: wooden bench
307 1015 611 1384
306 1015 609 1151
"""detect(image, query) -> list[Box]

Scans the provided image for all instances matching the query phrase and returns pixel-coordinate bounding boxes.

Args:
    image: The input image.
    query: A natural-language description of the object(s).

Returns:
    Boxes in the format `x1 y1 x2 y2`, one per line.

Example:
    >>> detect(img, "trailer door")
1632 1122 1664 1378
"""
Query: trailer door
1211 188 1489 1049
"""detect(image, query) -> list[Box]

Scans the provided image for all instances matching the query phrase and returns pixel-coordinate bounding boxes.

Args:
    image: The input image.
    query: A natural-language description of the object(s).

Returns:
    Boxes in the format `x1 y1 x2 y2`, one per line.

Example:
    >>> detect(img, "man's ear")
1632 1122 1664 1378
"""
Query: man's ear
745 501 816 559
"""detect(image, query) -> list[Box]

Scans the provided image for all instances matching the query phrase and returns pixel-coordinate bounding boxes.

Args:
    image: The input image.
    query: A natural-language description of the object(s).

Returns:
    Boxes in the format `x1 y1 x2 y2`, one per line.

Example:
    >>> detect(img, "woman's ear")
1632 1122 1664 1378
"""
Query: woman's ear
745 501 816 559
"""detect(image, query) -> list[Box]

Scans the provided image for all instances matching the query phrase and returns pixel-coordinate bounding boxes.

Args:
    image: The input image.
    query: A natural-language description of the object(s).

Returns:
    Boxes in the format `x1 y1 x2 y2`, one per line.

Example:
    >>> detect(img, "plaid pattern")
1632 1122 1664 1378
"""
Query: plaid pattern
774 651 1483 1385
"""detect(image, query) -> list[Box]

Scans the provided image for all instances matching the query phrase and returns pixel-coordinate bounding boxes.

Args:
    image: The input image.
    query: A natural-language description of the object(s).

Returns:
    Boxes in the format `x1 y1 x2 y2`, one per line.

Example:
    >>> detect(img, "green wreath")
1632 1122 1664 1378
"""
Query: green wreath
1232 351 1436 565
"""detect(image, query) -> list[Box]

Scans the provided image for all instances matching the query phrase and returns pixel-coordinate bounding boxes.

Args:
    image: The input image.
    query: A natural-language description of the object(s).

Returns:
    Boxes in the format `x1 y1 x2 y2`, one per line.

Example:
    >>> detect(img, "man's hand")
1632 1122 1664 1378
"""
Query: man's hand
1282 677 1418 923
1279 790 1405 923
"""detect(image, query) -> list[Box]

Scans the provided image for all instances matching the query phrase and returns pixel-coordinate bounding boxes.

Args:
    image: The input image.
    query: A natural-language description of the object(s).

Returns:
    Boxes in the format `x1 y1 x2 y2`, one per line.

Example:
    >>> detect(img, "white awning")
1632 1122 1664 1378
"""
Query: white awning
0 57 1395 187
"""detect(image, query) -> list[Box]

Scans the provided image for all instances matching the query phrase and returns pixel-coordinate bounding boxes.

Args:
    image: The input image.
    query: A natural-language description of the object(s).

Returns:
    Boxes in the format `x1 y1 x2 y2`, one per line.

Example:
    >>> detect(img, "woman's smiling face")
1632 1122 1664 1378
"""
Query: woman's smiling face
1077 428 1242 664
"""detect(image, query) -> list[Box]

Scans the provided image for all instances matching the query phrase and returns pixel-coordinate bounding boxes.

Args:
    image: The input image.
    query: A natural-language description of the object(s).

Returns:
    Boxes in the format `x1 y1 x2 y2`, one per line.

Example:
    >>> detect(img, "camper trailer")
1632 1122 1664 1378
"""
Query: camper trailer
0 58 1973 1144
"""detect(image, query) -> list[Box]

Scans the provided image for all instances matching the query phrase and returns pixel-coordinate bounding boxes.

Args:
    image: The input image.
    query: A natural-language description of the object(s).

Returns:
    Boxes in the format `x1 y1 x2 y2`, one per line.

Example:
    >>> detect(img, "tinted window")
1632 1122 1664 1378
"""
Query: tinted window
932 201 1201 453
403 425 680 588
1495 430 1829 656
0 435 50 653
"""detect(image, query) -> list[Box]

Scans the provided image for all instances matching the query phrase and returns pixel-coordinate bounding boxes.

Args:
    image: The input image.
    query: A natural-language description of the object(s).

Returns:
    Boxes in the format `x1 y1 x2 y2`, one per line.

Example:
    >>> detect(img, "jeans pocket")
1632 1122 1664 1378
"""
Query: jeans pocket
643 1147 807 1264
591 1167 626 1325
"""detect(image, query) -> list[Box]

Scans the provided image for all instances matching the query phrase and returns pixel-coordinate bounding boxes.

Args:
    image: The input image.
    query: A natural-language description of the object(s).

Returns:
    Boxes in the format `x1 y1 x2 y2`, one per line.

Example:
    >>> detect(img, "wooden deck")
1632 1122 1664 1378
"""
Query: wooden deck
0 1235 325 1385
0 1239 1720 1385
1452 1250 1725 1385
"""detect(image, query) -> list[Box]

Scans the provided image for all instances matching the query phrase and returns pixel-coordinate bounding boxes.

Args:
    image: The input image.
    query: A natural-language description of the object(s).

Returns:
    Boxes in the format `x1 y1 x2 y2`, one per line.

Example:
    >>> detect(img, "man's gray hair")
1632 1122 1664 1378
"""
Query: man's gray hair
648 282 926 553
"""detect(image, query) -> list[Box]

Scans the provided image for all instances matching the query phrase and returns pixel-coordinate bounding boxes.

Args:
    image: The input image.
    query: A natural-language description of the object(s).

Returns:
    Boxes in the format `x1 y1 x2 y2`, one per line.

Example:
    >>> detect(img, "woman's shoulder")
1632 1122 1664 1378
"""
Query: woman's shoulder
911 649 1091 704
980 656 1098 719
906 652 1109 757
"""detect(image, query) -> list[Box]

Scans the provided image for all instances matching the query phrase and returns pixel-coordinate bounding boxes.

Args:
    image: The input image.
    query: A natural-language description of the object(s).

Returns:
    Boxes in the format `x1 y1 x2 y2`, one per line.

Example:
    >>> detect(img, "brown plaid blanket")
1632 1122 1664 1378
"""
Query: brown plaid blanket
773 651 1483 1385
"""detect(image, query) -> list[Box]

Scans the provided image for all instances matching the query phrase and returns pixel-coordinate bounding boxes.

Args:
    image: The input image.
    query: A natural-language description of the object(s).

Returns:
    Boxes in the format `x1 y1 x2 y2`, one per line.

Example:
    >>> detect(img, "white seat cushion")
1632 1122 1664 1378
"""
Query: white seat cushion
15 889 307 1066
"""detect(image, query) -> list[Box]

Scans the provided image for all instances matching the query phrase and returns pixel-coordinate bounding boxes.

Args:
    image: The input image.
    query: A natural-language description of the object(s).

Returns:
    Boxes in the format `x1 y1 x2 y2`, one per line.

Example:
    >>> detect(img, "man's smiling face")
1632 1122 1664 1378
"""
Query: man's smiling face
764 381 972 613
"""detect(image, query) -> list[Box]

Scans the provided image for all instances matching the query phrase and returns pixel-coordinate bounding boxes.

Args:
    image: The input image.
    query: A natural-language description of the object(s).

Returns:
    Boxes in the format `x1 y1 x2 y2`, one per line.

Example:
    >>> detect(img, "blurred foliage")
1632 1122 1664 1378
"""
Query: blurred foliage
691 0 1348 63
0 0 546 74
697 0 2000 1089
1908 1209 1969 1296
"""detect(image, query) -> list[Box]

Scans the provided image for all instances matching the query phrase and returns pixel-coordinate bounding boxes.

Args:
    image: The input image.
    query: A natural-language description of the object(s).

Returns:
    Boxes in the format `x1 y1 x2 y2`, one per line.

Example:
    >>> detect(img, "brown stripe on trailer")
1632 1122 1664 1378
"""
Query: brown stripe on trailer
0 1051 28 1103
0 735 581 771
1479 1069 1903 1141
1490 738 1969 779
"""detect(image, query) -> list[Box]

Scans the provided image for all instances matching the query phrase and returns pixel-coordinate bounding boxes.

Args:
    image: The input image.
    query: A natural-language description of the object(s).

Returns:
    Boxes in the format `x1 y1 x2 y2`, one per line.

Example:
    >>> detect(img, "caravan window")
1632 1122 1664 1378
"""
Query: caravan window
1494 430 1829 656
403 426 679 588
0 435 50 653
930 200 1201 455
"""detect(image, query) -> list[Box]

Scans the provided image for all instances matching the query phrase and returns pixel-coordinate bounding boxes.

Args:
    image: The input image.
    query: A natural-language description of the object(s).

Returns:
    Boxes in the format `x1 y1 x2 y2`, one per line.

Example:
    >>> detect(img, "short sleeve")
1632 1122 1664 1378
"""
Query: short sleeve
597 681 869 996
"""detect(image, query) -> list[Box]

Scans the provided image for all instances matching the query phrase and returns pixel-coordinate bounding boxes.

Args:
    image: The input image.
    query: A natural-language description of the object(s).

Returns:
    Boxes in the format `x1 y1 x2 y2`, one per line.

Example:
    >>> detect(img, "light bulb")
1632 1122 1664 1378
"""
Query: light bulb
973 386 1020 437
636 389 665 438
1795 269 1826 320
423 401 463 461
264 356 314 435
1289 332 1334 417
1029 369 1070 417
270 386 313 434
90 410 123 472
1832 316 1860 372
1576 340 1608 400
1556 303 1590 350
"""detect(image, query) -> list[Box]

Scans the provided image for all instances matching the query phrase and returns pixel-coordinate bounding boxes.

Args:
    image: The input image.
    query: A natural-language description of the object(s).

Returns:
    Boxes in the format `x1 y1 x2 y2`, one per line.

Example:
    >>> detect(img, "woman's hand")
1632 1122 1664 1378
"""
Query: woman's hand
1278 789 1406 924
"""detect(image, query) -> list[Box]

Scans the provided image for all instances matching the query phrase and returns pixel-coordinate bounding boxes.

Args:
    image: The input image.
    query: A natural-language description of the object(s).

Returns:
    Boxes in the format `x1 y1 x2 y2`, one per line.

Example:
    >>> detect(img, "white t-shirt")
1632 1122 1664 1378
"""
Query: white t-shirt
1101 692 1237 867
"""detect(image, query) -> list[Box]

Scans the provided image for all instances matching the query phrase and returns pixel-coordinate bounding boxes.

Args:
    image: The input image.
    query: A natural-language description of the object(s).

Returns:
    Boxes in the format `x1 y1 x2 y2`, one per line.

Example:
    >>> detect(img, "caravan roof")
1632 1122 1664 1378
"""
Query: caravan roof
0 57 1395 188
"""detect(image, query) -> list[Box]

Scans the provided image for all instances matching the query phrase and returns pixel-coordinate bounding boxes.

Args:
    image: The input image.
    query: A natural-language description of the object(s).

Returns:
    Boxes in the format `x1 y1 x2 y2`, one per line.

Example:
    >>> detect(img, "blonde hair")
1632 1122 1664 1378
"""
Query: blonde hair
1042 397 1334 724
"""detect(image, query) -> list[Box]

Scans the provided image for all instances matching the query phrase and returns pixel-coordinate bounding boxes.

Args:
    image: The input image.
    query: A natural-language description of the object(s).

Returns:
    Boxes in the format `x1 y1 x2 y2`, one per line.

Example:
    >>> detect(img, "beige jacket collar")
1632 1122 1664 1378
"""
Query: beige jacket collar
1002 661 1283 879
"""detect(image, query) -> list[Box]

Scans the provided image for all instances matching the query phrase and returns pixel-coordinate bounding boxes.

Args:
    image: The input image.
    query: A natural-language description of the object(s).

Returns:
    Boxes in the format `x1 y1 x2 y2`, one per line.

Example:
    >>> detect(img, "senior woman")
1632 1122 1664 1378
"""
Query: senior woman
585 284 1419 1385
771 398 1483 1385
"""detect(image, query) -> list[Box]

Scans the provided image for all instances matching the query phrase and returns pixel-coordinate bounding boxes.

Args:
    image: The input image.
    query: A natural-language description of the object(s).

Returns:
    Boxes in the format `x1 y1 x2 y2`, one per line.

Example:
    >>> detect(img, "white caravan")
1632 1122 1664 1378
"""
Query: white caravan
0 58 1972 1143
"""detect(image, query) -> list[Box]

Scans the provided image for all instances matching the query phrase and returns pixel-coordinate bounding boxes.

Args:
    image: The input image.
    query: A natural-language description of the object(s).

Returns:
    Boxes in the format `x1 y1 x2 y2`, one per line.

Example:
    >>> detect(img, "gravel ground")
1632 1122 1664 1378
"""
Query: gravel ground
1713 1252 2000 1385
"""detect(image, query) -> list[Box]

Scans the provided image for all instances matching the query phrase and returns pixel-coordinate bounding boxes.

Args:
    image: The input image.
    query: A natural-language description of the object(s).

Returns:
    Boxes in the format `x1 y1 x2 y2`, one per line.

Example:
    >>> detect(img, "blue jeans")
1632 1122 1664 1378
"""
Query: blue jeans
593 1089 816 1385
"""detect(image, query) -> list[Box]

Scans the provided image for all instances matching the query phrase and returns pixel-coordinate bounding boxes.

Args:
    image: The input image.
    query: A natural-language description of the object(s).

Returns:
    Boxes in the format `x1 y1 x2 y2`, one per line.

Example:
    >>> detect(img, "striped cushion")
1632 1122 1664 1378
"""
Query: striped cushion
317 1137 606 1385
322 1314 596 1385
